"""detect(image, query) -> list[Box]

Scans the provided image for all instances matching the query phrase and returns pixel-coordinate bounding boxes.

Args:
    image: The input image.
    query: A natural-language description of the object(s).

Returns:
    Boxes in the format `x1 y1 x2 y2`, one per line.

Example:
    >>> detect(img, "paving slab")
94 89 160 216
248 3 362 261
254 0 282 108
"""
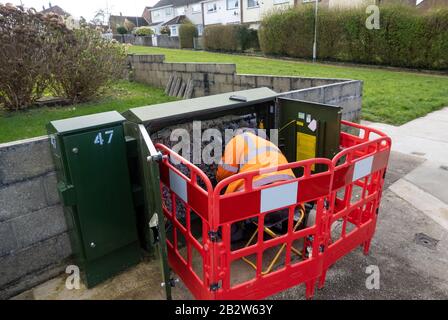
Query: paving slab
364 107 448 166
423 108 448 122
12 259 193 300
403 160 448 205
383 151 425 190
364 108 448 229
390 179 448 231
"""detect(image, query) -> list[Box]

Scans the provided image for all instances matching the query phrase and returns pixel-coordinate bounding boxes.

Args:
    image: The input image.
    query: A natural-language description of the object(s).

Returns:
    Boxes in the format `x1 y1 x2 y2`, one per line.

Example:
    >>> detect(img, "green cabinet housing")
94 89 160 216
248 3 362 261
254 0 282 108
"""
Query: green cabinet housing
47 111 140 288
278 98 342 172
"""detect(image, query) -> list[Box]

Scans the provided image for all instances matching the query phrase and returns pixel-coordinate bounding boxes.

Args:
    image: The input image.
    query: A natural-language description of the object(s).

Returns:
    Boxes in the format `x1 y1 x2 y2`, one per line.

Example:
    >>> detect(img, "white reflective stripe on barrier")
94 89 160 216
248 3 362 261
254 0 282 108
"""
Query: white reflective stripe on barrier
169 168 188 202
260 180 298 213
352 155 374 181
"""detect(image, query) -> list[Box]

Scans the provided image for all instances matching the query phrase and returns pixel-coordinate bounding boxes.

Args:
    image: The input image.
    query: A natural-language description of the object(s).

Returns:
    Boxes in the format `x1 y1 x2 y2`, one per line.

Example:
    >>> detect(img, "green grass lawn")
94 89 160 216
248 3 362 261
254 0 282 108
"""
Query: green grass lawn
0 81 176 143
129 46 448 126
2 47 447 143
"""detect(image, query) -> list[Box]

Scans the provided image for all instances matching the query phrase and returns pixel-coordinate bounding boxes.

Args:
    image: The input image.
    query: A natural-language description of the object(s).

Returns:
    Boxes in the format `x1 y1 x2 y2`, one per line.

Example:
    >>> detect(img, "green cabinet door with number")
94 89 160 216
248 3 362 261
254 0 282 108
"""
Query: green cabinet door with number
47 111 140 288
64 126 137 260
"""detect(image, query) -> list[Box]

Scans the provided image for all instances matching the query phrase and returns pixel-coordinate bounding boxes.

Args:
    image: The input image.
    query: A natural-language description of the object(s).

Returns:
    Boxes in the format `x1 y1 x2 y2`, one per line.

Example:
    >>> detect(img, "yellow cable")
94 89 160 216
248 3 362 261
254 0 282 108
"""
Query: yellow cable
278 120 297 133
241 207 305 274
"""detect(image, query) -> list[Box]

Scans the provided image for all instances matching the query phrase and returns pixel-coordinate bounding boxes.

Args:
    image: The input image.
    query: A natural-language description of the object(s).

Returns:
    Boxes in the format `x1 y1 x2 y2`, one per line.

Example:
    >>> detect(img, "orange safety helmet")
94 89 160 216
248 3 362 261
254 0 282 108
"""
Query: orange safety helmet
216 131 295 193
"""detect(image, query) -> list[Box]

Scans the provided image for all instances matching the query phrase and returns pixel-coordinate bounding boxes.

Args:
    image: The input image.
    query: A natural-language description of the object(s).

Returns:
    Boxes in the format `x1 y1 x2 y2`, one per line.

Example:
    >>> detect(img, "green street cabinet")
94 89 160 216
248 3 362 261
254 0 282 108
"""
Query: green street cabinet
47 111 141 288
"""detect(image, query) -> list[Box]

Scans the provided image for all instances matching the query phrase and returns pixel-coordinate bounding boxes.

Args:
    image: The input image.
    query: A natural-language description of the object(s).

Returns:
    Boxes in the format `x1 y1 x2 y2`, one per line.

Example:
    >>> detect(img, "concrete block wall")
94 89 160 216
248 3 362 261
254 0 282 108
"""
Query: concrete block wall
113 35 153 46
134 36 153 47
130 54 239 97
156 35 180 49
281 80 363 122
128 54 363 121
0 137 71 299
232 74 349 93
114 35 179 48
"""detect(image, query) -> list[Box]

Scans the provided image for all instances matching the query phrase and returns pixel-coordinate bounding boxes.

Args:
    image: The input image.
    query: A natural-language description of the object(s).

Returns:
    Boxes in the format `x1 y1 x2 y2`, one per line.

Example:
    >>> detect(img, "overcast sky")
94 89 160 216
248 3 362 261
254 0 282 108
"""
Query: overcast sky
10 0 159 21
9 0 427 21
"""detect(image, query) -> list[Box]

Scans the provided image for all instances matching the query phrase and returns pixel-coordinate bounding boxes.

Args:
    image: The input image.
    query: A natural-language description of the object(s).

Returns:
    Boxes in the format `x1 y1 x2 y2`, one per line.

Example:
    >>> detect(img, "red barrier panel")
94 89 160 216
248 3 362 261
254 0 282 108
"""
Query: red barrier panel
319 121 391 289
156 144 215 300
155 120 391 300
212 159 333 300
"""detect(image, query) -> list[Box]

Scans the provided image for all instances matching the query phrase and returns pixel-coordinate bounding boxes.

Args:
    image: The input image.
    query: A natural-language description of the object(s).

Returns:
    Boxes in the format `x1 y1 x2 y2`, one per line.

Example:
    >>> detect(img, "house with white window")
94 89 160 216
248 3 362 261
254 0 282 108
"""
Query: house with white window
147 0 205 36
201 0 241 26
242 0 380 28
147 0 174 34
161 15 191 36
183 1 205 35
296 0 375 10
242 0 293 28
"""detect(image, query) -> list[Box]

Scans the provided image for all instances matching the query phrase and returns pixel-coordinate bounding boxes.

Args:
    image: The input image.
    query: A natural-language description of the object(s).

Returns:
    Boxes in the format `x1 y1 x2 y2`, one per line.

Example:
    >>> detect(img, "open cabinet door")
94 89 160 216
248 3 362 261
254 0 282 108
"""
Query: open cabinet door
124 122 173 300
277 98 342 172
137 124 173 299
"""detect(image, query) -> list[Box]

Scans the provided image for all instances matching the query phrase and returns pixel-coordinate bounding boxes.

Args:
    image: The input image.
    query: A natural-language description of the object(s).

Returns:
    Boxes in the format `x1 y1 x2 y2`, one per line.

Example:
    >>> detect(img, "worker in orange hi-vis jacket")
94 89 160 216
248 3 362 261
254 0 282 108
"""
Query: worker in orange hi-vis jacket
216 130 296 194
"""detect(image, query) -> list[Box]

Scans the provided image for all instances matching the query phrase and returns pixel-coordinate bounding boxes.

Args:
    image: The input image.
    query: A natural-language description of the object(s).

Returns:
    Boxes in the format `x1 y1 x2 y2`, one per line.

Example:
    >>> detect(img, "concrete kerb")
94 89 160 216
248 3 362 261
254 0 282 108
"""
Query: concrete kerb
390 178 448 232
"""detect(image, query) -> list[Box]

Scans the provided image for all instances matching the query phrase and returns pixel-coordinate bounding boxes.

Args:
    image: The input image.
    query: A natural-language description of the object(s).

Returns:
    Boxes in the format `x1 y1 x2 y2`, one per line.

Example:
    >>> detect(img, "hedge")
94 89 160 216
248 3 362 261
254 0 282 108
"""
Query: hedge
259 5 448 70
133 26 153 36
204 24 259 52
179 23 198 49
117 25 128 35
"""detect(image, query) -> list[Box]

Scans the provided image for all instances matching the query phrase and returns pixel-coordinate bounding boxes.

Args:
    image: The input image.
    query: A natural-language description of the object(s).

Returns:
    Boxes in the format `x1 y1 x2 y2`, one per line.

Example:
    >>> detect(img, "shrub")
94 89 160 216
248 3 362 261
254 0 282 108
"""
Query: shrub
117 25 128 35
51 28 128 103
204 24 259 52
123 19 135 32
236 25 259 51
259 7 314 57
133 26 153 36
259 4 448 70
179 23 197 48
0 5 129 110
204 25 237 51
0 5 72 110
160 25 171 35
424 8 448 70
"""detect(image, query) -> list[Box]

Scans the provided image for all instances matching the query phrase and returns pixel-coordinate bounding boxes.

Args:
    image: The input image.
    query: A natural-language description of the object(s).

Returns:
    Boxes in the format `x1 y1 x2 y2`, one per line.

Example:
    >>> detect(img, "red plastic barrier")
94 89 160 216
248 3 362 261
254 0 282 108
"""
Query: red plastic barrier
155 120 391 300
157 144 215 300
319 121 391 289
212 158 333 300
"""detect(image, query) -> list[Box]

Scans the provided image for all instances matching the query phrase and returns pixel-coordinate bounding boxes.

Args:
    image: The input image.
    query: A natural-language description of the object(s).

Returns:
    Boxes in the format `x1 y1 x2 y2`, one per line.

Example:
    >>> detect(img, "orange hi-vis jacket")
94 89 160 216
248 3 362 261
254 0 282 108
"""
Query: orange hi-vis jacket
216 132 296 194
